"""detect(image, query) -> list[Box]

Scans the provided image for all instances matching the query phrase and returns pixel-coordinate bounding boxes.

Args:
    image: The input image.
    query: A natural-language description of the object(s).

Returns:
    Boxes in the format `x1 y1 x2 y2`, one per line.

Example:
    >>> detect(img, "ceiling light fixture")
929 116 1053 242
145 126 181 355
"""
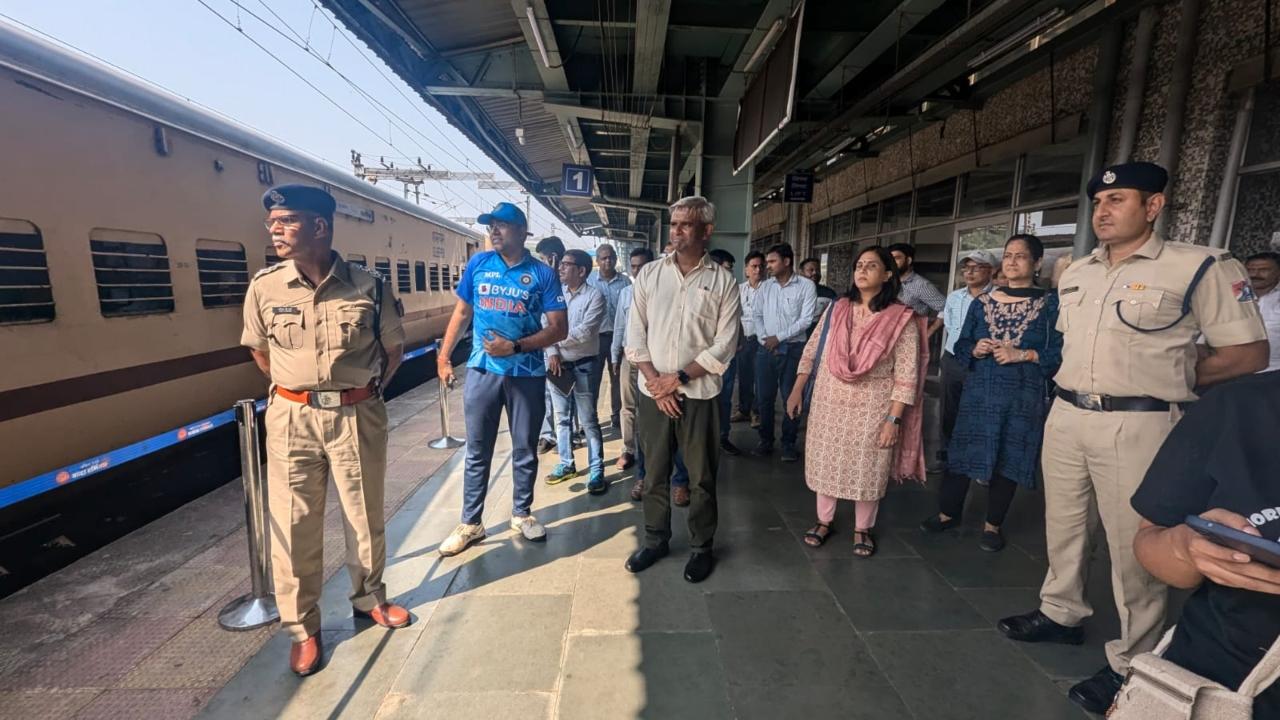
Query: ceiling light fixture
527 3 552 69
743 16 786 74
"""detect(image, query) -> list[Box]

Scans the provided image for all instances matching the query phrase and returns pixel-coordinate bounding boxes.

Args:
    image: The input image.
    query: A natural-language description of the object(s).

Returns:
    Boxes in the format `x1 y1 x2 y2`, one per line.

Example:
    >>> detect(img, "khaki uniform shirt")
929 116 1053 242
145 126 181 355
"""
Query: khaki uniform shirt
241 253 405 391
625 252 741 400
1055 235 1265 402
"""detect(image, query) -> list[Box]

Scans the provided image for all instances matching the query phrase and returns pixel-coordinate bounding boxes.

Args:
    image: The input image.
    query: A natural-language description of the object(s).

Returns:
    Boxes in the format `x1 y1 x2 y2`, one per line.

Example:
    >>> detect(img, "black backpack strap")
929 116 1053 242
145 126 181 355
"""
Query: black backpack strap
372 273 383 346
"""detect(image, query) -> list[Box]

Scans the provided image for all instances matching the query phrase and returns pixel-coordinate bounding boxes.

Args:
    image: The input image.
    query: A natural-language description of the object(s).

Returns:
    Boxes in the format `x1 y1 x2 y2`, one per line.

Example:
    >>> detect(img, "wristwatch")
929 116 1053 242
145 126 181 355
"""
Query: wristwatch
512 340 523 354
885 414 902 426
676 369 691 385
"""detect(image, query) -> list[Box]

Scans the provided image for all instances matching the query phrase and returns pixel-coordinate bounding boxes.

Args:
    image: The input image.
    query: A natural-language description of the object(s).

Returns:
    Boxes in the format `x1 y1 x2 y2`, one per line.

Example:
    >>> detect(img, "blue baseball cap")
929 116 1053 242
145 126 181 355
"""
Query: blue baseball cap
477 202 530 233
262 184 336 216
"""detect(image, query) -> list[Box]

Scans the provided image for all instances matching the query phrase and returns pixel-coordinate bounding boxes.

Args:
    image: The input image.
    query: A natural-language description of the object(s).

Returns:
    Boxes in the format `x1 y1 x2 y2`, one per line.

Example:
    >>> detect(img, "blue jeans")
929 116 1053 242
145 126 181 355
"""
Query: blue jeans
717 356 738 442
461 370 545 524
550 358 604 473
636 440 689 487
541 386 578 442
756 342 804 449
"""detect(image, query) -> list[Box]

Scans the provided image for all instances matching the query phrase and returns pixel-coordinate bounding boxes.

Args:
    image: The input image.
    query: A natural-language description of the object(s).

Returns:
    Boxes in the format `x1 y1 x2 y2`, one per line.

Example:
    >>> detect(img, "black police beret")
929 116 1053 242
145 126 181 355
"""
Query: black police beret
1086 162 1168 197
262 184 337 216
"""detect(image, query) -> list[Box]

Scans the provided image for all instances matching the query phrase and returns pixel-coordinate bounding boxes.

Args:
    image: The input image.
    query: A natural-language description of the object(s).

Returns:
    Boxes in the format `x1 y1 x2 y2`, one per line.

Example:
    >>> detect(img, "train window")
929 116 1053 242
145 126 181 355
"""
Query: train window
452 265 461 287
0 218 55 325
265 245 281 266
430 263 442 291
347 252 366 267
90 229 174 317
415 261 426 292
396 260 411 294
374 257 391 282
195 239 248 308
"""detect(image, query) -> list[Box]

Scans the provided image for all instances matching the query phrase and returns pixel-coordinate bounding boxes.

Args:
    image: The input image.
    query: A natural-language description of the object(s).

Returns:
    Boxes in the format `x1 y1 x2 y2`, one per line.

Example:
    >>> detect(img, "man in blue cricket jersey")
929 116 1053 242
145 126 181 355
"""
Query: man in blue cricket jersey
436 202 568 556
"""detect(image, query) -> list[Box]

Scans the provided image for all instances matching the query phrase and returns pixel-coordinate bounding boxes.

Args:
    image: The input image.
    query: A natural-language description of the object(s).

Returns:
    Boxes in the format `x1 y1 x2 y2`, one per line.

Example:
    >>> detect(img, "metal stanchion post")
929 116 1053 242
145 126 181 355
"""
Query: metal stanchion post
429 369 465 450
218 399 280 630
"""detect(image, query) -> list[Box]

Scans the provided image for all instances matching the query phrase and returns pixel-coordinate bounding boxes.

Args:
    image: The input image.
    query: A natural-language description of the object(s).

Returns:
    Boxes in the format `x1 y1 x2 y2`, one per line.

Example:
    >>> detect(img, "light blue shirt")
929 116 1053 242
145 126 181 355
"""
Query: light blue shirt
547 282 605 362
612 285 633 364
752 273 817 345
942 284 992 355
587 272 631 335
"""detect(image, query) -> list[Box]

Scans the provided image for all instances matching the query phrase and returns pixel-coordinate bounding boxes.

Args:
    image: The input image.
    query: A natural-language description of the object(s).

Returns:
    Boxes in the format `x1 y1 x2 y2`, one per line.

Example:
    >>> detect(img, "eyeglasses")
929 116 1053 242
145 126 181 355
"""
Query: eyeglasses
264 215 305 230
559 261 587 270
960 265 989 273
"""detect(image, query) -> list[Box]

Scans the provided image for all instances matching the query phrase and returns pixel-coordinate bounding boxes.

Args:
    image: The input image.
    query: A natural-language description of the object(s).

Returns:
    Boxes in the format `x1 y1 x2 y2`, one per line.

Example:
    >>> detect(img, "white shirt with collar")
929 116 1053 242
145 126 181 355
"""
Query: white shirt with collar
1260 285 1280 372
739 280 763 337
751 273 817 345
547 281 605 362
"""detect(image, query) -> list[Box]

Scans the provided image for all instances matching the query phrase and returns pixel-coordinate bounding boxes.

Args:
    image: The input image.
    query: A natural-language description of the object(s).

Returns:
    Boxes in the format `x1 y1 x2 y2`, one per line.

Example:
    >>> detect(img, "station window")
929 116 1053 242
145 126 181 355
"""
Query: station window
396 260 411 294
855 204 879 237
915 178 956 225
832 211 853 242
430 263 442 291
90 229 174 317
347 253 366 267
374 257 391 281
0 218 55 325
959 158 1016 216
880 193 913 233
265 246 281 266
195 239 248 308
1020 137 1086 205
415 261 426 292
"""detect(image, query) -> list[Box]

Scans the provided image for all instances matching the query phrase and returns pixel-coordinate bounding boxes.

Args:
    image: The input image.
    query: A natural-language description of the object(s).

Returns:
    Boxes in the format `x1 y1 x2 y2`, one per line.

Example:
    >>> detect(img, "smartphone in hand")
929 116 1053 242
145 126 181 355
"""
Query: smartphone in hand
1185 515 1280 569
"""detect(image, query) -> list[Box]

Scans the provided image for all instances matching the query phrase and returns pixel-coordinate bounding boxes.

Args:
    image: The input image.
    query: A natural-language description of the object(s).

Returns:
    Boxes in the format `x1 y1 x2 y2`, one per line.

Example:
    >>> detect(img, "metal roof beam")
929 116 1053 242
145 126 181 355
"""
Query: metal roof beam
628 0 672 226
803 0 948 101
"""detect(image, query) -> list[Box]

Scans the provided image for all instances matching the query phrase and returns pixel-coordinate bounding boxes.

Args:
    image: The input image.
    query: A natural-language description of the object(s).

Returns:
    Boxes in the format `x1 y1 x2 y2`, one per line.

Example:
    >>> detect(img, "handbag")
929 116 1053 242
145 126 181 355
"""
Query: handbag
801 305 834 410
1107 627 1280 719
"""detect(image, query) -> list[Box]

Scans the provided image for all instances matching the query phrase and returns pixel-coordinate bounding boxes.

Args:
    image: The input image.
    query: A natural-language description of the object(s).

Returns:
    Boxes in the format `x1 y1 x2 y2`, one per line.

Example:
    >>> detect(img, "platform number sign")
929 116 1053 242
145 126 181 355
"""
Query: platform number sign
561 164 594 198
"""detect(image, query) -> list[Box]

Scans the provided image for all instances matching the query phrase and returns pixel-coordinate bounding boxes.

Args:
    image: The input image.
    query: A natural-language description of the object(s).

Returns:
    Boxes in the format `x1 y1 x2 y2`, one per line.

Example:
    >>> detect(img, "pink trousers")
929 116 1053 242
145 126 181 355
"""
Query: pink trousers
816 493 880 529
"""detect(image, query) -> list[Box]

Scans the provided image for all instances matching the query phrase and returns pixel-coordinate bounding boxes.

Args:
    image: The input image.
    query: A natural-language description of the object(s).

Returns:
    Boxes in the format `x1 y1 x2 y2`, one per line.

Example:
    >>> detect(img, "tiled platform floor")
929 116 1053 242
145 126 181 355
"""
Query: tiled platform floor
0 369 1134 719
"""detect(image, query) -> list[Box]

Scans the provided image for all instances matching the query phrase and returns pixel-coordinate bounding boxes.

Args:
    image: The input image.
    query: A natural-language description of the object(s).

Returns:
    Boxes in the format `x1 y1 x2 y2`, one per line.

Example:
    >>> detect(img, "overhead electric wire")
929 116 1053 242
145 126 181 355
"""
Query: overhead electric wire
201 0 493 216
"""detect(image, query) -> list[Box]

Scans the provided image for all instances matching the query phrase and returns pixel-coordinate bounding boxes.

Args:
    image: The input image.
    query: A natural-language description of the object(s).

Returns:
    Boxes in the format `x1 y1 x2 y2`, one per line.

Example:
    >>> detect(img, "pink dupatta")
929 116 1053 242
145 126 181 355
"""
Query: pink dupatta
824 298 929 483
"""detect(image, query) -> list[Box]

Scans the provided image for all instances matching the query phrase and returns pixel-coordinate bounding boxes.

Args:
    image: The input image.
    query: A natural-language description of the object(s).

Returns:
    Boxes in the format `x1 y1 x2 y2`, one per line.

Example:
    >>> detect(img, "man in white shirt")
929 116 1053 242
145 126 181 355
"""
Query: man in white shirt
939 250 995 461
1247 251 1280 372
544 249 608 494
588 243 631 430
750 243 817 462
625 196 740 584
731 251 766 427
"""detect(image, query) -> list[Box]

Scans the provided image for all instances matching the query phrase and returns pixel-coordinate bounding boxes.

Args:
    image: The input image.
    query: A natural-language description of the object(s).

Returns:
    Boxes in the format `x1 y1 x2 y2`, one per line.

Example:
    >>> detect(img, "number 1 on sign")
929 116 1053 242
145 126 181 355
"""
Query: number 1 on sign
571 170 585 191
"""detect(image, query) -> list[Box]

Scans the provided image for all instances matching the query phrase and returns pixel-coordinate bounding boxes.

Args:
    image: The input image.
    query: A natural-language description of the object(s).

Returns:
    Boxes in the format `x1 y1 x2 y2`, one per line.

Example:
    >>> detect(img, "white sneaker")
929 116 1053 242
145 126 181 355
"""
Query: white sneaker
439 523 485 557
510 515 546 542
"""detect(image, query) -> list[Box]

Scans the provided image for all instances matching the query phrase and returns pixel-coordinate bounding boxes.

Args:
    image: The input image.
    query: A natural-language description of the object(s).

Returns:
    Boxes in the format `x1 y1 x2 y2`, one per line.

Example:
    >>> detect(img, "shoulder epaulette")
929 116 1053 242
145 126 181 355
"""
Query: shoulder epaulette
252 263 285 280
1216 251 1236 262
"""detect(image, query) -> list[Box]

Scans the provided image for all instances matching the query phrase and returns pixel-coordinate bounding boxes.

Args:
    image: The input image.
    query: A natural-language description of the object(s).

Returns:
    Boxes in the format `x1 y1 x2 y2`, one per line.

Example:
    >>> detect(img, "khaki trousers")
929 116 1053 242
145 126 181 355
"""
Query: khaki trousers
265 394 389 642
1038 398 1172 673
619 357 639 455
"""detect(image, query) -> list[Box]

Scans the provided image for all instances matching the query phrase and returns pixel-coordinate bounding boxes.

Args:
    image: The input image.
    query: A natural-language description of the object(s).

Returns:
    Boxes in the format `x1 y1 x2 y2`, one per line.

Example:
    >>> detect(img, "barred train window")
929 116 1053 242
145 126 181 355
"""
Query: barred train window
0 218 55 324
347 253 366 267
90 229 174 316
195 239 248 308
374 257 391 281
430 263 442 291
396 260 411 294
452 265 460 288
415 261 426 292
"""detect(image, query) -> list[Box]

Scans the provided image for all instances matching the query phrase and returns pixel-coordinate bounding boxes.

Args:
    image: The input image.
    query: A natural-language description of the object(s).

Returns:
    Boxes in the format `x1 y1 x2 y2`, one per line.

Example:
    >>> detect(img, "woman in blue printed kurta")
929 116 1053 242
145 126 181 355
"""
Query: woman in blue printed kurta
921 235 1063 552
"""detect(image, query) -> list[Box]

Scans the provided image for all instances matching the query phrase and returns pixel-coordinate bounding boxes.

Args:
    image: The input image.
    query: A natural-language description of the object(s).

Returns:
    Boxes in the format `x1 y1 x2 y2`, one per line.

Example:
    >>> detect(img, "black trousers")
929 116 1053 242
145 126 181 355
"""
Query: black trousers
938 472 1018 527
938 351 969 460
597 332 622 425
637 394 718 551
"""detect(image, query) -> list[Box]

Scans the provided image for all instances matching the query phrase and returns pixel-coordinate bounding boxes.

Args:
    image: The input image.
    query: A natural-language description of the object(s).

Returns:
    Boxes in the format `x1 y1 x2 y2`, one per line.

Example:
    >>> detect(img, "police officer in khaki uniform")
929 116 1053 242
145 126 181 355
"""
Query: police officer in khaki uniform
241 184 412 677
996 163 1270 714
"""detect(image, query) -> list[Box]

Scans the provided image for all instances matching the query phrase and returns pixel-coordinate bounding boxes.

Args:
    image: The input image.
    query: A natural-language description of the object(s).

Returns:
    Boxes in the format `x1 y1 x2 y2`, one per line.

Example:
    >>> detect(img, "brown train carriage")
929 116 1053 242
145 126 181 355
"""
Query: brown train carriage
0 22 482 490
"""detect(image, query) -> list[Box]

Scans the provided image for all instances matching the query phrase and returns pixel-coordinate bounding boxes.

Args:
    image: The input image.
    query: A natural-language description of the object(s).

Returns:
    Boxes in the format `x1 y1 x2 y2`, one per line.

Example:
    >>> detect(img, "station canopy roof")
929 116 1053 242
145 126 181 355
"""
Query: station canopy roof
320 0 1126 242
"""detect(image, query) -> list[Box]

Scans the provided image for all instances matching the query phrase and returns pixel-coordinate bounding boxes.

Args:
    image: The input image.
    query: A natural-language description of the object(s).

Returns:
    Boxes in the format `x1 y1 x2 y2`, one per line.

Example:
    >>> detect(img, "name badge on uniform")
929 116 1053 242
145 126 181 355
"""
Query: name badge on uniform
1123 282 1147 291
1060 286 1080 296
272 306 302 315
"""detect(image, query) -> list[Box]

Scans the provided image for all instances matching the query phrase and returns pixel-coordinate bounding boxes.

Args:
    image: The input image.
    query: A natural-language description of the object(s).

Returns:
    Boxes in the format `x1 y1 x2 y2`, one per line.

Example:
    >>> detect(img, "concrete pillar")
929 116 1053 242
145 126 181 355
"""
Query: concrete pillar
702 100 751 281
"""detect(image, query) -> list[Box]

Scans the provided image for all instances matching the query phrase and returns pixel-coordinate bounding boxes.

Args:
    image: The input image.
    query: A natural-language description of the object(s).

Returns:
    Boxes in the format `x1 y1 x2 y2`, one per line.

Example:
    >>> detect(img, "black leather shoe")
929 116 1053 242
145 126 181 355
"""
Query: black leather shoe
919 515 961 533
624 544 669 573
996 610 1084 645
1068 666 1125 714
979 529 1006 552
683 552 715 583
720 439 741 456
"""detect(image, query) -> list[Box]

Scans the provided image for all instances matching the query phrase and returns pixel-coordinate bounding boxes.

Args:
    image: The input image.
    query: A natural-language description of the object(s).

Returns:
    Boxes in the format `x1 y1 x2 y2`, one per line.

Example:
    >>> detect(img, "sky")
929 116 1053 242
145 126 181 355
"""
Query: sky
0 0 587 246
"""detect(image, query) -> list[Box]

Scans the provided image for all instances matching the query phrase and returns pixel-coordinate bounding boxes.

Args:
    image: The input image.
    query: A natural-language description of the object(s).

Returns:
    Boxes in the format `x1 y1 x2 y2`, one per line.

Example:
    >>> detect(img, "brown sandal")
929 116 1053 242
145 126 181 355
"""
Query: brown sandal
802 523 833 548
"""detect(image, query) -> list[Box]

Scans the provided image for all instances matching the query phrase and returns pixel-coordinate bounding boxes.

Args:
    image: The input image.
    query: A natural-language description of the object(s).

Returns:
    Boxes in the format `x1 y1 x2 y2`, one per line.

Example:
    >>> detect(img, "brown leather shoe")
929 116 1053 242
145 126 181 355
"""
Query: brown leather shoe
630 477 644 501
672 486 690 507
353 603 412 629
616 452 635 471
289 634 323 677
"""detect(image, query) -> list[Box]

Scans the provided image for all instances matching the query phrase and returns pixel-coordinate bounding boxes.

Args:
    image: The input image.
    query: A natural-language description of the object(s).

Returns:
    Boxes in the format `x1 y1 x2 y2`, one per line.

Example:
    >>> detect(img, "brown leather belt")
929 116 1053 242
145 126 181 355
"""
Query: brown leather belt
276 384 377 408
